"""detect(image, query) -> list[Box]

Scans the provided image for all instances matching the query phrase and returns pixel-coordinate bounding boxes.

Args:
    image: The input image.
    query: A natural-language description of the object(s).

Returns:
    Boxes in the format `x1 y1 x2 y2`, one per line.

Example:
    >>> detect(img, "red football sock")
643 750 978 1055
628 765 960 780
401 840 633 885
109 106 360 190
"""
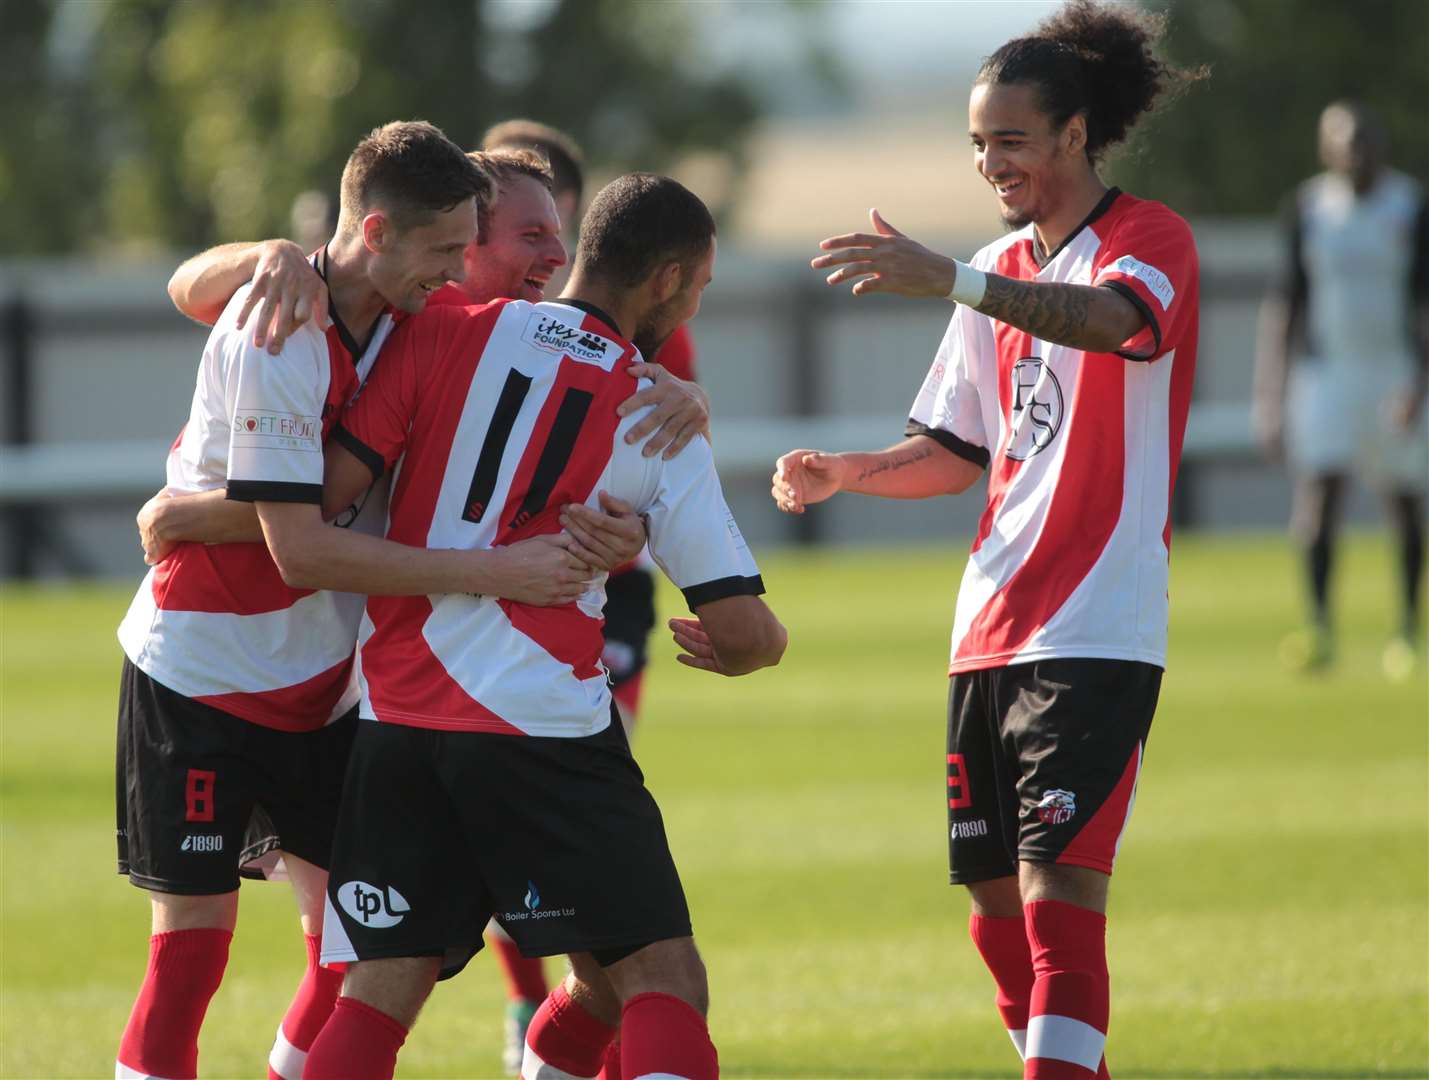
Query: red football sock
116 927 232 1080
267 933 345 1079
621 993 718 1080
1024 900 1110 1079
595 1036 620 1080
301 996 407 1080
522 983 616 1078
969 912 1036 1060
491 929 549 1004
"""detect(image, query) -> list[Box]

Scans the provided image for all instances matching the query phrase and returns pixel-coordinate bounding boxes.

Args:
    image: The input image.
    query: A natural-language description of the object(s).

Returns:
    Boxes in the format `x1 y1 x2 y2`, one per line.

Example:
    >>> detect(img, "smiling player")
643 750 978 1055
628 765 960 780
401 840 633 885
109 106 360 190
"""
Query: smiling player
774 3 1205 1076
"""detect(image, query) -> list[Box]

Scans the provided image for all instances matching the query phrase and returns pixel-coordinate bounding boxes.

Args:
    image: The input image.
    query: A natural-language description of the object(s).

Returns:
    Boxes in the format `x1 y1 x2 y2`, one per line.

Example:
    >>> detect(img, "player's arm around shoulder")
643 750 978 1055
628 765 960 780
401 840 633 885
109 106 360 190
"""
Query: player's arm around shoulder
169 238 326 354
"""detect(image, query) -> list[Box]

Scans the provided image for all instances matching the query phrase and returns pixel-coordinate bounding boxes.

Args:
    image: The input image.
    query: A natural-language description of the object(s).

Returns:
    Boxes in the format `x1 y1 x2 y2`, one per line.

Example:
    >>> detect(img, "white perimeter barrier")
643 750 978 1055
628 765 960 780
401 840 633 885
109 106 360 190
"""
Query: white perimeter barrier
0 403 1253 504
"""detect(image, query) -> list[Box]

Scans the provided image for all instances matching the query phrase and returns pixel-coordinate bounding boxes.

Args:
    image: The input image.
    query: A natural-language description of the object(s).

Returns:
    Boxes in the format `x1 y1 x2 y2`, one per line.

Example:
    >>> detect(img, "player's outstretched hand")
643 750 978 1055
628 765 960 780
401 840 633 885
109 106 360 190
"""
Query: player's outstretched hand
619 362 711 459
560 492 646 571
487 533 596 606
771 449 846 514
812 208 959 298
136 489 176 565
668 616 732 675
235 240 328 355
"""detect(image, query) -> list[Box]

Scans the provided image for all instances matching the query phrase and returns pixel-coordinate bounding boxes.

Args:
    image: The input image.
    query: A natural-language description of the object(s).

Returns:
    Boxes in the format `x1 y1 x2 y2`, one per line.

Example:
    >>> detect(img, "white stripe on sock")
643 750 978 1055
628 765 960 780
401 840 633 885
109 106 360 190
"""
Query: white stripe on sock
633 1074 693 1080
116 1063 178 1080
267 1024 306 1079
1026 1013 1105 1070
521 1044 598 1080
1008 1026 1028 1060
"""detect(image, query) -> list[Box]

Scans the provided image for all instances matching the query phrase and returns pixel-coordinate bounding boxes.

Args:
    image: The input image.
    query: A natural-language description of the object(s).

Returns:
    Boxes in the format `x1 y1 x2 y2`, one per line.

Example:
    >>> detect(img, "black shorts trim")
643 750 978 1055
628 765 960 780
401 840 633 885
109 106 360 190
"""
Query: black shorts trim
227 479 323 504
331 425 385 480
1102 281 1163 362
681 573 764 611
904 421 990 469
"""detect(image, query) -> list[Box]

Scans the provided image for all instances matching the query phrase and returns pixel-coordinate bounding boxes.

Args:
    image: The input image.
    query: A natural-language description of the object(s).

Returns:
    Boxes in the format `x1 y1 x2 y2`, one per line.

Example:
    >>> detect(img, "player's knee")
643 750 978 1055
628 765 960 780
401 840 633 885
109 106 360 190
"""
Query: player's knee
341 955 440 1030
965 875 1021 918
1019 861 1109 913
563 959 622 1026
149 889 239 933
604 936 709 1016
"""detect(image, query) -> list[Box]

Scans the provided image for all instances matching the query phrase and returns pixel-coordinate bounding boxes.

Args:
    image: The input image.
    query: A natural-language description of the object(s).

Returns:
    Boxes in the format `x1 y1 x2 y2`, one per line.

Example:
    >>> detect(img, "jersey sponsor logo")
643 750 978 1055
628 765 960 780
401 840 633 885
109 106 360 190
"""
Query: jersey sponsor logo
522 312 620 370
1006 358 1063 460
1035 788 1077 825
232 410 321 452
950 818 989 840
179 834 224 853
501 880 575 923
922 361 946 394
338 880 411 928
725 510 749 550
1108 255 1176 311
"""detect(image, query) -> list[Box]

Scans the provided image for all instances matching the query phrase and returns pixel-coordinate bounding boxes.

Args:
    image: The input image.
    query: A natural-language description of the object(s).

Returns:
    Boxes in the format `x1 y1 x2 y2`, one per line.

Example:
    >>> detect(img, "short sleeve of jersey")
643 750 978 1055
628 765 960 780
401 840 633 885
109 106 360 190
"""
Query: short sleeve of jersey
1092 204 1199 362
225 317 330 504
332 314 427 479
905 307 991 469
622 426 763 610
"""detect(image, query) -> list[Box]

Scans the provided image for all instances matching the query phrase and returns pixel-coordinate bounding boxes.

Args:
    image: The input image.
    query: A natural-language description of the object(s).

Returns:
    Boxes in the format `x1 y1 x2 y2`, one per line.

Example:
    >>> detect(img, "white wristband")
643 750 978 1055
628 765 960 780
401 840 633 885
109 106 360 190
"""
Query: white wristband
947 260 986 308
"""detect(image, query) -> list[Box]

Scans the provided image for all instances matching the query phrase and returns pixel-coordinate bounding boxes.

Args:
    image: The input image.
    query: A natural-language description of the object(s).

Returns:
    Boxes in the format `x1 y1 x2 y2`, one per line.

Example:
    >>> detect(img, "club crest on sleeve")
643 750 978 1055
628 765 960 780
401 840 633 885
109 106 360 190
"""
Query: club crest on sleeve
1035 788 1077 825
522 311 620 371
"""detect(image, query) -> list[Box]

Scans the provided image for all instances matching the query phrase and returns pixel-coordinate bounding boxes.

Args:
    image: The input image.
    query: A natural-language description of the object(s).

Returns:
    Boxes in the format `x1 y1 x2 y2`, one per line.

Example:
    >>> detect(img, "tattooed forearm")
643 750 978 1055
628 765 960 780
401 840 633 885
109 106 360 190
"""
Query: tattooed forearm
974 276 1140 352
855 444 933 483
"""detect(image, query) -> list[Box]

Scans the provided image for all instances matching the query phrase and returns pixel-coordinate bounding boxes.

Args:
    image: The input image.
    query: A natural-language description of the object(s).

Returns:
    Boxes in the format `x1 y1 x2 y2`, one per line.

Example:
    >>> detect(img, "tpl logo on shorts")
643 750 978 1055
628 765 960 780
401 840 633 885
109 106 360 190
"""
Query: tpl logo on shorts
179 834 223 853
338 881 411 928
1036 789 1077 825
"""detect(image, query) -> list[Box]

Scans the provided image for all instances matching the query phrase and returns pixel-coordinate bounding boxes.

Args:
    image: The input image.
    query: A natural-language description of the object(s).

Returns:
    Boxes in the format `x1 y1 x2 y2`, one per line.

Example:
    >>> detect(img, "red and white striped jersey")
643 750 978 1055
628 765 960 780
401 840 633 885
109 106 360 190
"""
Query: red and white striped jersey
118 279 399 731
908 190 1199 674
335 298 761 738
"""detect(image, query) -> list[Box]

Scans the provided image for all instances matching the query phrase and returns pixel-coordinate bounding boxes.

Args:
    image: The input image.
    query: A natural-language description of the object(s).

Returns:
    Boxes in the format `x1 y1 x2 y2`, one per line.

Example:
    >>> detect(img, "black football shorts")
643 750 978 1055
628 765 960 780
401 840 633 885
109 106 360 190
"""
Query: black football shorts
945 658 1161 885
320 708 692 979
115 658 356 894
600 566 657 689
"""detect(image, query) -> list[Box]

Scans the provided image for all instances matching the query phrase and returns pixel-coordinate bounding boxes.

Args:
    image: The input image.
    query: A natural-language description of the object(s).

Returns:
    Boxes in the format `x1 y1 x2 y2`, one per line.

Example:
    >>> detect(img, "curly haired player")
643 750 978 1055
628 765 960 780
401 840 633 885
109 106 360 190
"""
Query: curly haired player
774 3 1205 1075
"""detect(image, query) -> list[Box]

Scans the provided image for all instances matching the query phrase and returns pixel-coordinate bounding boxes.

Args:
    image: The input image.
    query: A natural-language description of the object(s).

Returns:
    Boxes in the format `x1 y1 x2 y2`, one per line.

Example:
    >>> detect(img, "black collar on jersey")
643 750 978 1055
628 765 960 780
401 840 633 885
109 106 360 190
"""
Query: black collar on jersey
312 246 384 362
1035 186 1122 267
555 297 624 339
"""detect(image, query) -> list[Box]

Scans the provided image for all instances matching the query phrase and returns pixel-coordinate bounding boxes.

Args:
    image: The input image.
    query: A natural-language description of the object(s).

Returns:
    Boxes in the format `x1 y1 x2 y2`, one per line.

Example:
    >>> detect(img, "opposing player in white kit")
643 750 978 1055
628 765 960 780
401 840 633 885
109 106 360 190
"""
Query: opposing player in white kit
111 121 503 1080
292 173 785 1080
1254 100 1427 677
774 3 1202 1076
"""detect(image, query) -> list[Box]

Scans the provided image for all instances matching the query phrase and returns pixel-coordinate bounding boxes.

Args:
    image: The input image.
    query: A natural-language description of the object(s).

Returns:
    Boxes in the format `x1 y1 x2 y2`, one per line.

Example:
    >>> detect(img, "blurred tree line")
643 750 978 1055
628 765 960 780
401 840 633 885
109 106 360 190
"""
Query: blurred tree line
1 0 837 255
1115 0 1429 213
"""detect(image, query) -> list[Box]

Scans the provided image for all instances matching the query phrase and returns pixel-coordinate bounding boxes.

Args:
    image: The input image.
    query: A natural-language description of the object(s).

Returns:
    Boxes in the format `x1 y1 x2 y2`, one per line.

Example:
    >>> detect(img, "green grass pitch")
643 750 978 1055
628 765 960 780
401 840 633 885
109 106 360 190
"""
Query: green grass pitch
2 532 1425 1078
